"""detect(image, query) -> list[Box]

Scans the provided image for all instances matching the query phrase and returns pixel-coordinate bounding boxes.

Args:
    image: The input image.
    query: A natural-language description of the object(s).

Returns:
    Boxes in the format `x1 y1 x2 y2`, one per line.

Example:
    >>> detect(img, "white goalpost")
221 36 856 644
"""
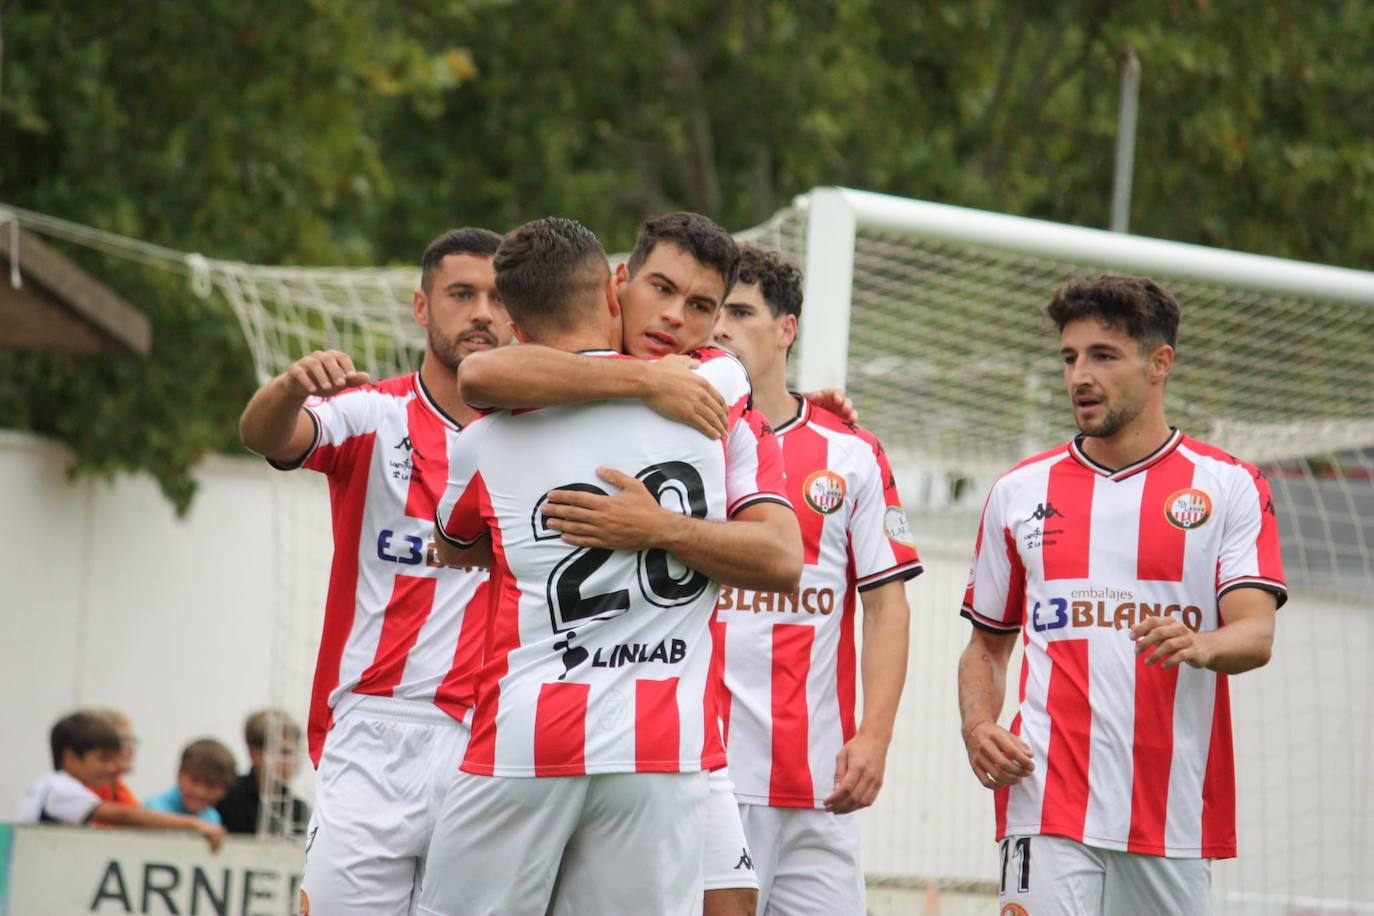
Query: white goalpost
7 191 1372 913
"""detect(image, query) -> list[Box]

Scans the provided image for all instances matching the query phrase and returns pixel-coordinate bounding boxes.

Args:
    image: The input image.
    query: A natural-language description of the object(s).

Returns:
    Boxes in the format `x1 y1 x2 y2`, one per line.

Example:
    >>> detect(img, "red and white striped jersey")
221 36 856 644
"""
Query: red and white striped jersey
715 399 923 807
436 349 790 777
275 373 489 766
961 430 1286 859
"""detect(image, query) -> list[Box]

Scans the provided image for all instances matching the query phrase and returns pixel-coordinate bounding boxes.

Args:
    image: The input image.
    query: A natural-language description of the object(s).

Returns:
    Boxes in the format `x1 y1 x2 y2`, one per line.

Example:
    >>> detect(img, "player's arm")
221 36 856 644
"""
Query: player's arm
239 350 369 463
1131 587 1276 673
958 627 1034 790
541 472 802 593
458 347 727 439
91 802 226 852
432 531 494 570
824 579 909 814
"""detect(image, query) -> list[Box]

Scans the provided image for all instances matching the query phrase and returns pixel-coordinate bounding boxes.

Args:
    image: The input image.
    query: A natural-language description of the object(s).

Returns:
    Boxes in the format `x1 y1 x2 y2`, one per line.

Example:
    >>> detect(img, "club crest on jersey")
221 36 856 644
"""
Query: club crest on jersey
884 506 914 545
1164 487 1213 530
803 469 847 515
1000 905 1029 916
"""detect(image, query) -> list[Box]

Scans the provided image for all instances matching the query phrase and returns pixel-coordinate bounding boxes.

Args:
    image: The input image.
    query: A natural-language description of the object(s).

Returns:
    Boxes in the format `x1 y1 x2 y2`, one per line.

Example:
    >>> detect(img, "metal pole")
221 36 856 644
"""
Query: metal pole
1111 48 1141 233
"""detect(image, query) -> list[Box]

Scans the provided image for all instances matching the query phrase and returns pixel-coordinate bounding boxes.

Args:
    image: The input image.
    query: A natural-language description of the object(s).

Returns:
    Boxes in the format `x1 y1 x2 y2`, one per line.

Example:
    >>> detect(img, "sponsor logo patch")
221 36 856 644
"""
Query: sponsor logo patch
884 506 914 545
802 469 847 515
1165 487 1213 530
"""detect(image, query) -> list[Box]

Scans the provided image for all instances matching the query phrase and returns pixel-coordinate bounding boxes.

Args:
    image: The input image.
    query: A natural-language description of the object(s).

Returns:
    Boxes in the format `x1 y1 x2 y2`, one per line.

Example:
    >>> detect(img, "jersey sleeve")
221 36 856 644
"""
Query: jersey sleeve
847 433 923 591
435 416 494 548
1216 463 1288 607
960 479 1025 633
694 351 791 517
269 388 381 476
24 773 101 824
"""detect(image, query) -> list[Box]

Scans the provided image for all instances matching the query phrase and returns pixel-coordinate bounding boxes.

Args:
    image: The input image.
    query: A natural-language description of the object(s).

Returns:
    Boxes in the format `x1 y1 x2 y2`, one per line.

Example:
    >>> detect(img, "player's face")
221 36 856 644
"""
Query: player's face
617 243 727 358
1060 318 1156 439
114 730 135 777
416 253 512 372
177 774 228 814
712 282 793 379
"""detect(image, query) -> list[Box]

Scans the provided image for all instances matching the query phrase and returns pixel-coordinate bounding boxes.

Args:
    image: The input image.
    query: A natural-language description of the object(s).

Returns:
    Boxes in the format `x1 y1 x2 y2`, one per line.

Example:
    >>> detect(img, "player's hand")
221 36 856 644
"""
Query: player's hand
1130 616 1213 669
283 349 370 398
196 820 227 853
824 731 889 814
803 388 857 425
963 721 1034 790
542 467 672 550
432 531 493 570
644 355 728 440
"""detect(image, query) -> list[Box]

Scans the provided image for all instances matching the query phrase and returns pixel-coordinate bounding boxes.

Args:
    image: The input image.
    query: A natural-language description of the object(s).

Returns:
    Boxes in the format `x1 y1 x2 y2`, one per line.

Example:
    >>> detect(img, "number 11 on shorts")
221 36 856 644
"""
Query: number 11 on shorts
1000 836 1031 894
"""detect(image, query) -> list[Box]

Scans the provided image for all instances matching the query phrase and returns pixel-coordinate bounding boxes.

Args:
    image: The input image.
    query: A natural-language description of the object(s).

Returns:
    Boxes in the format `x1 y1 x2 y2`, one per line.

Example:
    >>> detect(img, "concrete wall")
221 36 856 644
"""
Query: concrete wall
1 430 1370 911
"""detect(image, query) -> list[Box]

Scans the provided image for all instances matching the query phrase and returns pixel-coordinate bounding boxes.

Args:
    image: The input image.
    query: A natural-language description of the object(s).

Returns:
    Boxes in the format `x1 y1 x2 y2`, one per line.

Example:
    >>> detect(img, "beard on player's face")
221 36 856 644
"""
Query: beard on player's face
428 322 501 373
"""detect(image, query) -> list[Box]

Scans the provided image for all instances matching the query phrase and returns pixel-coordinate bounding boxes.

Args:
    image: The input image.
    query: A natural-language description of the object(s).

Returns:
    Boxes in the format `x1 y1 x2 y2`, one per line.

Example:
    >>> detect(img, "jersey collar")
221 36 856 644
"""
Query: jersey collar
413 372 463 431
772 394 810 436
1068 427 1183 481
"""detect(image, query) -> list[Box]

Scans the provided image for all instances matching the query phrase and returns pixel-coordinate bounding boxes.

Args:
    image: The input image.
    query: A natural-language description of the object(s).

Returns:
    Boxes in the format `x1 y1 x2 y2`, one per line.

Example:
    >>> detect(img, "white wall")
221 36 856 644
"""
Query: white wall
2 430 1370 911
0 430 320 813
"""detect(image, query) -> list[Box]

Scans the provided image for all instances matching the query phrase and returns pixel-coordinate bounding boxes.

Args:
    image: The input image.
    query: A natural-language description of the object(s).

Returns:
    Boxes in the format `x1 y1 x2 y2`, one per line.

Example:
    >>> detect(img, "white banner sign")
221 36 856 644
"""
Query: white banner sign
1 823 304 916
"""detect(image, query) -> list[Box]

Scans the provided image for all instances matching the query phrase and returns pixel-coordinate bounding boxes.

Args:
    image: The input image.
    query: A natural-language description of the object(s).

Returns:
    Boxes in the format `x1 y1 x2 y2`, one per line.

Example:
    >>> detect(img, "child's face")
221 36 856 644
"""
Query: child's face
65 748 120 789
177 773 228 814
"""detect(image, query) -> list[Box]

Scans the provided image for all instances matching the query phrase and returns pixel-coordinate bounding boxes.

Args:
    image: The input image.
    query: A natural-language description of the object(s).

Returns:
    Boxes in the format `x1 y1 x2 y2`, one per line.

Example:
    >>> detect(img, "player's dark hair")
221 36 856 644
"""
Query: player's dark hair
50 711 121 770
627 211 740 297
494 217 609 335
420 227 503 292
737 245 803 320
1047 275 1180 352
180 738 237 788
244 709 301 752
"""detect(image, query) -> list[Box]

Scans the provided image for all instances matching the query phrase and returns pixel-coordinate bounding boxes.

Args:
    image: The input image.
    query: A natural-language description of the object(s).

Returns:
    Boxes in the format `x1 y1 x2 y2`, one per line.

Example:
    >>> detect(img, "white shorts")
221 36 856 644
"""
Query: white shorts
703 767 758 892
738 803 864 916
998 834 1211 916
418 769 709 916
300 696 470 916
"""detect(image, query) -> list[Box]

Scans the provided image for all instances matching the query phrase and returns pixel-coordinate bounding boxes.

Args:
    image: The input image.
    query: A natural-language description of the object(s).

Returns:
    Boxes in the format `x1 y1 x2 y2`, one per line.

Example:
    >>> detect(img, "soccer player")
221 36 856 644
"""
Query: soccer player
957 276 1285 916
457 212 815 914
420 217 797 916
239 228 528 914
702 246 920 914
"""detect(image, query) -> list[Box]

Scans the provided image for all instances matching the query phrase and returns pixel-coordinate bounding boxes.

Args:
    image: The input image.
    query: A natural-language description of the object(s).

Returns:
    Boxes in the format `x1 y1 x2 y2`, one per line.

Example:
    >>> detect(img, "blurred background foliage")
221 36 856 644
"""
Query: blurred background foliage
1 0 1371 510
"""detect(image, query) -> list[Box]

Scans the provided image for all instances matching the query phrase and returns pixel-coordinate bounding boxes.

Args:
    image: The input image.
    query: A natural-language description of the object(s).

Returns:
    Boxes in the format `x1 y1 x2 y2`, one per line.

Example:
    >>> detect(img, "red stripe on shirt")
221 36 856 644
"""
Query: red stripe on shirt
769 624 815 806
962 508 986 611
432 578 489 722
462 487 521 776
355 575 438 697
1250 472 1285 584
837 550 859 743
1043 461 1095 580
1040 638 1092 841
1201 674 1237 858
534 682 591 777
1127 656 1180 853
404 396 450 520
783 424 831 565
1137 456 1194 582
709 612 731 754
635 678 682 772
1003 527 1028 625
306 432 376 766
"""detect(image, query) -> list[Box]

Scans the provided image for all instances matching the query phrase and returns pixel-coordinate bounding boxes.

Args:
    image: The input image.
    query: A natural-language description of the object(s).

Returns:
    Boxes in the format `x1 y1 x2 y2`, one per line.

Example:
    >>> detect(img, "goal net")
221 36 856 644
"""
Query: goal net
745 189 1374 915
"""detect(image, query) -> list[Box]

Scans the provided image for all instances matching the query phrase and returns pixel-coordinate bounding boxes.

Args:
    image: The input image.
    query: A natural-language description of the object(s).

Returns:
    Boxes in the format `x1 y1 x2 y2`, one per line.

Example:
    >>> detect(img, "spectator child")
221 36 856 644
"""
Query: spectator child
16 712 224 851
86 707 139 826
216 709 310 835
144 738 237 825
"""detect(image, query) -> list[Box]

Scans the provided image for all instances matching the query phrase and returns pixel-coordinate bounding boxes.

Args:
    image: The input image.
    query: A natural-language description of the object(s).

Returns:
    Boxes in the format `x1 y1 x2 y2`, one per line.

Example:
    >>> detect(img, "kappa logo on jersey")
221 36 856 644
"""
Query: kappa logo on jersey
884 505 914 546
802 468 847 515
1024 501 1062 522
1164 487 1213 530
735 848 754 871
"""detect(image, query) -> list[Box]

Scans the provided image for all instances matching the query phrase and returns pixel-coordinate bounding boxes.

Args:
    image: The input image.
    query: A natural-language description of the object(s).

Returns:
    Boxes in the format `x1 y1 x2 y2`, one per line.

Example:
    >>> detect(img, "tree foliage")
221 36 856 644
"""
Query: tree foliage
2 0 1371 509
